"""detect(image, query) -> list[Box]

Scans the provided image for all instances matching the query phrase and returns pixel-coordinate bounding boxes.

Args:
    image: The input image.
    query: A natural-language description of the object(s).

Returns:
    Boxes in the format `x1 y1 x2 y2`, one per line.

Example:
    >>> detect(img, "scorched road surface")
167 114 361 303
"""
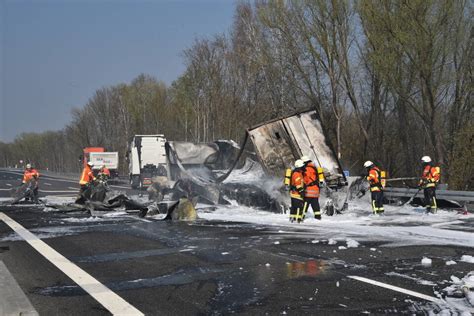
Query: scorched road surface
0 169 472 315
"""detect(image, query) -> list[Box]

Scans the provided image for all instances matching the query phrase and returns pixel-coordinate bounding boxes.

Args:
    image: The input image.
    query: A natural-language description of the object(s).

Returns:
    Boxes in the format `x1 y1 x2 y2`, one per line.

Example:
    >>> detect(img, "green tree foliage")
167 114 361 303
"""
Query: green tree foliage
448 123 474 190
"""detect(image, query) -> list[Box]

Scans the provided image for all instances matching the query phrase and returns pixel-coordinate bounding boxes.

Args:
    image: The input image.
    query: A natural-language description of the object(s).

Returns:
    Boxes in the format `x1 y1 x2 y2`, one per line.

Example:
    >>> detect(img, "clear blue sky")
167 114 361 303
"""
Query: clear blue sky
0 0 236 142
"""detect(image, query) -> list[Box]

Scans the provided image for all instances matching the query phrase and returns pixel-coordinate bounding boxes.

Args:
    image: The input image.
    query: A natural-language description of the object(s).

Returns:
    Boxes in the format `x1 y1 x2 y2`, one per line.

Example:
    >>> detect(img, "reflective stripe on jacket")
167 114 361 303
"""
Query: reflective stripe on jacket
367 166 382 192
290 169 304 200
303 162 320 198
421 165 440 188
79 166 95 185
23 169 39 183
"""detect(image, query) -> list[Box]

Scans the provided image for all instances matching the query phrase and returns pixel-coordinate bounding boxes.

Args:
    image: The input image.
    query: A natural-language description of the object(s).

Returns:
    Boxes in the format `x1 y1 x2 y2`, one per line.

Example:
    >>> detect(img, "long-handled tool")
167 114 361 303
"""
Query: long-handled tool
401 187 423 206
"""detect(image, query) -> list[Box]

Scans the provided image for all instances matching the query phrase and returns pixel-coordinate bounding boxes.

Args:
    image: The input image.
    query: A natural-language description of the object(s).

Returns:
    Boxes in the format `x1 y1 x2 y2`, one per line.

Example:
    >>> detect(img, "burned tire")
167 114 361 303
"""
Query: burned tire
130 175 140 189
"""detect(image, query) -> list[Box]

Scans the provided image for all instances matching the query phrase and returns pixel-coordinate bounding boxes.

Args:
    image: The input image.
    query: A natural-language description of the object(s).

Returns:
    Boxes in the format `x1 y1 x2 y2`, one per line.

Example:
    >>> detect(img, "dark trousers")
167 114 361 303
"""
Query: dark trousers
75 184 91 204
33 187 39 202
371 191 384 214
423 187 437 213
25 186 39 203
290 198 304 222
303 198 321 219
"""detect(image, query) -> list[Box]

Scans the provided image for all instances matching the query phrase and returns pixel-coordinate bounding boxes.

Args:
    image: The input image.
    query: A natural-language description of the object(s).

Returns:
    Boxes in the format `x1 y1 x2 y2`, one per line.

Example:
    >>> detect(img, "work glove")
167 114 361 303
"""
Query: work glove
418 178 428 188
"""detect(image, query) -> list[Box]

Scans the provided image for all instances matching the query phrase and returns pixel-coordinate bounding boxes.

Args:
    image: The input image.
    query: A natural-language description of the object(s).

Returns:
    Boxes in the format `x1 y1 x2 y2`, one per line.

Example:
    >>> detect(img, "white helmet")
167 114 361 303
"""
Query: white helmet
363 160 374 168
87 161 94 167
301 155 311 163
295 159 305 168
421 156 432 163
26 163 32 169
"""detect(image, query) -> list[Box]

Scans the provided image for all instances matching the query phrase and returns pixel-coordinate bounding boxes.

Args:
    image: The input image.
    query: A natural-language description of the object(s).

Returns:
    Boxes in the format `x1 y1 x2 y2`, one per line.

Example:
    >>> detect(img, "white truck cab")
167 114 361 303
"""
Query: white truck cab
128 135 169 189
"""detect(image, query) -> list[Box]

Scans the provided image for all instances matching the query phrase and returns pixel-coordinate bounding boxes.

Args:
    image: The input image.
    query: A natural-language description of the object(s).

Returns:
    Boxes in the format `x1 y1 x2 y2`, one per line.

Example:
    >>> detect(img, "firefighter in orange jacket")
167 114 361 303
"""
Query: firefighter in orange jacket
98 165 111 181
419 156 440 213
23 163 40 203
364 161 384 215
289 160 305 223
76 161 96 203
301 156 322 220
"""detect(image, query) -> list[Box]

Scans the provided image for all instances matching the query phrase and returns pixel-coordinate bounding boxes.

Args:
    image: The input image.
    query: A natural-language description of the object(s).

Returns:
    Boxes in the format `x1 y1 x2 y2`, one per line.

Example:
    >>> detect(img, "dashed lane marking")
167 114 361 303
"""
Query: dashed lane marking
6 183 12 187
0 212 144 316
254 249 449 306
109 185 132 190
43 183 52 186
347 275 441 303
3 171 131 190
39 190 77 193
1 171 77 184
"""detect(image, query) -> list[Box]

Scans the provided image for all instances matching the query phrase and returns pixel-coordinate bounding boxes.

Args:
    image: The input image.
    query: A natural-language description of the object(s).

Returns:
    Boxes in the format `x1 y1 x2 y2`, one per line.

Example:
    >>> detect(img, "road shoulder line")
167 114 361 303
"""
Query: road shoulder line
0 260 39 316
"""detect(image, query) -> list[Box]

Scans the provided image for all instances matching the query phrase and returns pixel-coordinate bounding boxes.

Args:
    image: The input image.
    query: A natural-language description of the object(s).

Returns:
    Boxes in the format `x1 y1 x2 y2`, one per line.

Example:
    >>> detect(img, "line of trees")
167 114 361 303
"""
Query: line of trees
1 0 472 189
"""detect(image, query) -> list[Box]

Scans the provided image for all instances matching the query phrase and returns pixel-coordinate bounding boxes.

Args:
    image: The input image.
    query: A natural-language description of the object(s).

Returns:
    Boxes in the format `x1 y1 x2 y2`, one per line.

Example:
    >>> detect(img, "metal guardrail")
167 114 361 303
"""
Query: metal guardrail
384 187 474 202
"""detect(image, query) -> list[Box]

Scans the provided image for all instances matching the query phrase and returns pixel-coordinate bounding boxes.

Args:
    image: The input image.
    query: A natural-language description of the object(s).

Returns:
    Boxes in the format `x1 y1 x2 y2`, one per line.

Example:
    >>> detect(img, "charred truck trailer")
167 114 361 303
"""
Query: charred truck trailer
246 109 348 212
247 109 347 188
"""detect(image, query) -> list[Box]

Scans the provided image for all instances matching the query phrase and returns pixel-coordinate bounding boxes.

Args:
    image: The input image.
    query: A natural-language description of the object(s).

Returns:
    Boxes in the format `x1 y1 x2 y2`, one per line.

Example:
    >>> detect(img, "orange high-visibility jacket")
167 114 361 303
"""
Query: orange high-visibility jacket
421 164 440 188
23 169 39 183
290 169 304 200
100 167 111 177
79 165 95 185
303 162 320 198
367 166 383 192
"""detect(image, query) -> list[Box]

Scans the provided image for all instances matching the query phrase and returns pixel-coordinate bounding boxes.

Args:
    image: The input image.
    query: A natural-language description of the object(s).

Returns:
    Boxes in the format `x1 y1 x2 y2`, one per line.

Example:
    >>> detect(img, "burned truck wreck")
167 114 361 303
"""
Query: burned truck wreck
20 109 348 219
146 109 348 215
247 110 347 189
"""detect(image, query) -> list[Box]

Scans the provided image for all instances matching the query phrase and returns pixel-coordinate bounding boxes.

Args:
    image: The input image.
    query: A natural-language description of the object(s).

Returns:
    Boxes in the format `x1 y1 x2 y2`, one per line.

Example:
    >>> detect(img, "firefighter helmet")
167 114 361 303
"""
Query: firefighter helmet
363 161 374 168
301 155 311 163
87 161 94 167
26 163 32 169
421 156 432 163
295 159 305 168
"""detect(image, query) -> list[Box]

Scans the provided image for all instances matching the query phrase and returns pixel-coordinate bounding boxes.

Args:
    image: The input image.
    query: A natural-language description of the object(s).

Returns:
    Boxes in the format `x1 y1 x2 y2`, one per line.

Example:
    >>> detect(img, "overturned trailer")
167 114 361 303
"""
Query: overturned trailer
145 109 348 214
247 109 347 188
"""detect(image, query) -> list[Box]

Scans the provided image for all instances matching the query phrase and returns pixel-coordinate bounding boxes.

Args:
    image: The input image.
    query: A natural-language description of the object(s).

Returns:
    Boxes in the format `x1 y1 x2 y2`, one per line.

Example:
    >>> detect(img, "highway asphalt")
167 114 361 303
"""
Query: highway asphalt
0 169 472 315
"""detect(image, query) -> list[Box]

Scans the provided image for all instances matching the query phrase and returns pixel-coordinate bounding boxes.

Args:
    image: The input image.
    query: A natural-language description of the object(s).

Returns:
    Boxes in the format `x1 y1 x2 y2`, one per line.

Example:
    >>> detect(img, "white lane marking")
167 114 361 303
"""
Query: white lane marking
41 178 78 184
109 185 132 190
40 190 77 193
45 195 77 198
348 275 441 303
68 187 78 190
430 220 462 228
43 183 52 186
0 188 12 191
0 212 144 316
2 171 77 184
6 183 12 187
4 170 130 188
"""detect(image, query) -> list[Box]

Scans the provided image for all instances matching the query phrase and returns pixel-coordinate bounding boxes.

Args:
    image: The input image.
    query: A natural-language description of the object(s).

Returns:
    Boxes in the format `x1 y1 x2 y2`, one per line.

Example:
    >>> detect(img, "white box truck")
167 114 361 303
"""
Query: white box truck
128 135 169 189
89 151 119 178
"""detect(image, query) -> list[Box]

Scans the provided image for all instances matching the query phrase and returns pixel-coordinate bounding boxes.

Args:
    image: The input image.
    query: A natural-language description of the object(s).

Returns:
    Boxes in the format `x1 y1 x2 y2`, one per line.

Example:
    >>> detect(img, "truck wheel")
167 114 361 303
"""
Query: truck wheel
130 175 140 189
